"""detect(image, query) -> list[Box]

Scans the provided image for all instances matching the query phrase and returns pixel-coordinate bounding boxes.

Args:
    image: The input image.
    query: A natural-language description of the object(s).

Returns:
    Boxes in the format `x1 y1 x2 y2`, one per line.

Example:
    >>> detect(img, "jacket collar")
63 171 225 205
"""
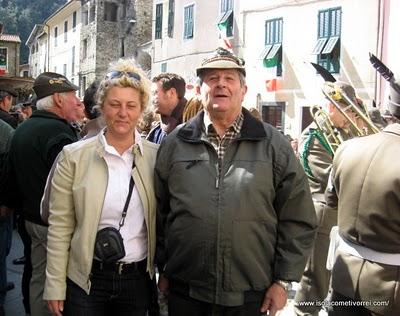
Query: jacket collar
31 109 69 123
177 107 266 142
383 123 400 136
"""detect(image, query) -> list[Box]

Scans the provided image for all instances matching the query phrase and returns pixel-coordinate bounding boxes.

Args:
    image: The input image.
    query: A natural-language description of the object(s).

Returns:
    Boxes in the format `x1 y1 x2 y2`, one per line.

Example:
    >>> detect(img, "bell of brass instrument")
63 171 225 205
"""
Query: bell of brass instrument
310 105 344 154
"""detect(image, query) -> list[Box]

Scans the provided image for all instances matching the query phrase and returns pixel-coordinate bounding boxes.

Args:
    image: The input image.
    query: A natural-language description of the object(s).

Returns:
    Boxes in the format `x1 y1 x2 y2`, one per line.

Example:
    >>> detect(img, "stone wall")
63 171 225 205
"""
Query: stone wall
79 0 153 85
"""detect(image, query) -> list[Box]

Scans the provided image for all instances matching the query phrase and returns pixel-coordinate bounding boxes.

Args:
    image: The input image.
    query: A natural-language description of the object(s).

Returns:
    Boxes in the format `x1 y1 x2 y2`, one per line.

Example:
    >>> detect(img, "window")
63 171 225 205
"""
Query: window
63 64 67 76
0 47 8 72
183 4 194 39
311 7 341 73
261 18 283 76
73 11 77 31
82 10 88 25
161 62 167 72
71 46 75 75
168 0 174 37
54 27 58 47
217 0 233 37
90 5 95 23
82 39 88 59
261 102 285 131
64 21 68 42
104 2 118 22
155 3 163 39
82 76 87 94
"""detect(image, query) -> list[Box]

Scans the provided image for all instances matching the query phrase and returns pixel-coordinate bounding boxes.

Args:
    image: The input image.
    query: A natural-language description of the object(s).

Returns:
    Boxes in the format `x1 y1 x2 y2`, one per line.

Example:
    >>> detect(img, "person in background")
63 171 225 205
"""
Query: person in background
155 47 317 316
248 107 262 120
147 73 187 144
325 79 400 316
0 118 15 316
44 59 158 316
80 81 105 138
0 85 18 129
1 72 83 316
294 81 362 316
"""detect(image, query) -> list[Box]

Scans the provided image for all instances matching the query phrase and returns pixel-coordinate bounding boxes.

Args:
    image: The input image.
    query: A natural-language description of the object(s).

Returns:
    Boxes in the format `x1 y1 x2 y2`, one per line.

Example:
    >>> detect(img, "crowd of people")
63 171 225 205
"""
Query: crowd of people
0 46 398 316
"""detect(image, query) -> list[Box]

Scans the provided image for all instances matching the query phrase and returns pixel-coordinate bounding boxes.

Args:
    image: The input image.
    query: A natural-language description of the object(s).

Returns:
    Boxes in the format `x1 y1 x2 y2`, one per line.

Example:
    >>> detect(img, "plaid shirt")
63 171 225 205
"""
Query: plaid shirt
203 111 244 171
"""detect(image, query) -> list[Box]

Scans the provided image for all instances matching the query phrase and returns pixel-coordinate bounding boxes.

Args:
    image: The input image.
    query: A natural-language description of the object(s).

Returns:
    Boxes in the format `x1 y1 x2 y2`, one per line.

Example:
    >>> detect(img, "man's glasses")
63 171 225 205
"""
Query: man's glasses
105 71 141 81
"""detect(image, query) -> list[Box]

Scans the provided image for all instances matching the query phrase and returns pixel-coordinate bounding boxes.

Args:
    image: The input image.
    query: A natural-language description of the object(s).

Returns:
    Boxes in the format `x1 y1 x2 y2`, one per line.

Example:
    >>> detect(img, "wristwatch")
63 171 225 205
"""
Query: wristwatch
275 279 292 292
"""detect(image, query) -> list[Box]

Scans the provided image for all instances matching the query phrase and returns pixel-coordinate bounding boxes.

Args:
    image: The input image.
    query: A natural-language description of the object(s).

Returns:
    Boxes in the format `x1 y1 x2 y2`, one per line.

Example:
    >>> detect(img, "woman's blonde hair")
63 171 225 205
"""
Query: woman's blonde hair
96 58 151 113
183 96 203 122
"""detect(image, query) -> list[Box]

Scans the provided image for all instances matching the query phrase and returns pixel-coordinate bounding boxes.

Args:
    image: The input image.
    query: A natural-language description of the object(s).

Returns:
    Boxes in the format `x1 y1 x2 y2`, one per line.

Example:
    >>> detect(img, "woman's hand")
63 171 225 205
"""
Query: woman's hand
47 300 64 316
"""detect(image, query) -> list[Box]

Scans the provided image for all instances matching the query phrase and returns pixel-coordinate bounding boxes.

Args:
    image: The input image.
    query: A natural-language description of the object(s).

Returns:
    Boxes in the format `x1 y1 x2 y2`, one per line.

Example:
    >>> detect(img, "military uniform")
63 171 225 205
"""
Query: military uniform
326 123 400 315
294 122 347 315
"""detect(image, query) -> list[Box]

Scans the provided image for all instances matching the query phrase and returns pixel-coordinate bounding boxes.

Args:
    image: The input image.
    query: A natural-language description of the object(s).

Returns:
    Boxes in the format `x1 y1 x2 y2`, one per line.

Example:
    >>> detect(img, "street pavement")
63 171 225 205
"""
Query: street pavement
4 229 25 315
3 229 327 316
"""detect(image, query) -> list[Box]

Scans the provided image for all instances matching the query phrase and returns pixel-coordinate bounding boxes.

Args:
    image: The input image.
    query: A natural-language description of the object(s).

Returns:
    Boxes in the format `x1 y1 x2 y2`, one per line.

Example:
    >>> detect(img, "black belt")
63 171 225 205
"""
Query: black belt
92 258 147 275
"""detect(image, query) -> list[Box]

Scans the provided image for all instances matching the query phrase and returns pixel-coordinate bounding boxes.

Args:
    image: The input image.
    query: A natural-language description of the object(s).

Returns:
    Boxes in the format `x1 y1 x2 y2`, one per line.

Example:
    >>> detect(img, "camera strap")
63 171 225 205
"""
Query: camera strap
118 160 136 231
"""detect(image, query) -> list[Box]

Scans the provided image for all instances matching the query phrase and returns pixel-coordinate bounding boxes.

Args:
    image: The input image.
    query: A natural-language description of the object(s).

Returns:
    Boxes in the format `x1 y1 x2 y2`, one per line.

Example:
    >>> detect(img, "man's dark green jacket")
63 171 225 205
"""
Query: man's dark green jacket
3 110 78 225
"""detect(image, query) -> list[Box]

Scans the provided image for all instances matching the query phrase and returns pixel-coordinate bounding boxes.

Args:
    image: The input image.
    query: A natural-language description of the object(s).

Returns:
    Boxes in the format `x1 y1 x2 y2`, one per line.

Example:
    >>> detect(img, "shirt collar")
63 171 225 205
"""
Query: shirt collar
203 110 244 135
99 128 144 156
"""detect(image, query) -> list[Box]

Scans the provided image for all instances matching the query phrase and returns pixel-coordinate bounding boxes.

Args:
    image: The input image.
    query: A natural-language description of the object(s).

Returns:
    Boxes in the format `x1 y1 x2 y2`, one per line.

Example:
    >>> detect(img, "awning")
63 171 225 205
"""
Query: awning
322 36 339 54
217 9 233 29
311 38 328 55
266 43 282 59
259 44 273 59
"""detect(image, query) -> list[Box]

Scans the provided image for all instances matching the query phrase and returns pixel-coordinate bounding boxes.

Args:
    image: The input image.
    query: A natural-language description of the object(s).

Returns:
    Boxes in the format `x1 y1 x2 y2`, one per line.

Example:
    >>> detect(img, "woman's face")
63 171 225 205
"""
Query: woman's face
102 86 143 138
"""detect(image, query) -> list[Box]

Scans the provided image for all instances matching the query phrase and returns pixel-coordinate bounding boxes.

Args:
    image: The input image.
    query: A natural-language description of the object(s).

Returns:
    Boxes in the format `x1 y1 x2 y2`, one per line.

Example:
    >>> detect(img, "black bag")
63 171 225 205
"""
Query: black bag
94 162 135 264
94 227 126 263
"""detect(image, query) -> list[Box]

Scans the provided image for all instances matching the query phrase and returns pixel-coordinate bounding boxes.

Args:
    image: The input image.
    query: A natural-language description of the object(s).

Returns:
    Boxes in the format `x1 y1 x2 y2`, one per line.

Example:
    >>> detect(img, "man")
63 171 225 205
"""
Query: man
1 72 83 316
147 73 187 144
0 119 14 316
294 81 361 315
155 47 317 316
0 85 18 128
325 81 400 316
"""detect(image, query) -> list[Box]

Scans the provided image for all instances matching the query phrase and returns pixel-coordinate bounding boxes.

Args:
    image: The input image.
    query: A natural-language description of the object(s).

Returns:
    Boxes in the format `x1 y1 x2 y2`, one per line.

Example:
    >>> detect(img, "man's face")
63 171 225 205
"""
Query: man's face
151 81 174 116
328 101 356 129
200 69 247 116
59 91 85 122
21 106 33 118
0 95 13 112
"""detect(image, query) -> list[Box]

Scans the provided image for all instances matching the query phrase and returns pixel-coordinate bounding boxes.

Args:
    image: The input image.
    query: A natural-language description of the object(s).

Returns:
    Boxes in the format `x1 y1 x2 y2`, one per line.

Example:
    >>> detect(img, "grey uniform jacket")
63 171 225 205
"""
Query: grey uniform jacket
327 123 400 315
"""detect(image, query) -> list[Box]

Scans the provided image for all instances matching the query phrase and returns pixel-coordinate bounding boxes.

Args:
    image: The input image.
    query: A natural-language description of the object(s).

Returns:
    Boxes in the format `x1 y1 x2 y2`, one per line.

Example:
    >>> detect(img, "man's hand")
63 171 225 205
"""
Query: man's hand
260 283 288 316
158 273 169 296
0 205 12 218
47 300 64 316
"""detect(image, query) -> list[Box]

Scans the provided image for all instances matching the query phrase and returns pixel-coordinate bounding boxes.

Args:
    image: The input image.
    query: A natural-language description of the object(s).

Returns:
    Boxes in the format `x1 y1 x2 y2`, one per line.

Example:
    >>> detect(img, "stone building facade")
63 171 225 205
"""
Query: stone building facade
80 0 153 93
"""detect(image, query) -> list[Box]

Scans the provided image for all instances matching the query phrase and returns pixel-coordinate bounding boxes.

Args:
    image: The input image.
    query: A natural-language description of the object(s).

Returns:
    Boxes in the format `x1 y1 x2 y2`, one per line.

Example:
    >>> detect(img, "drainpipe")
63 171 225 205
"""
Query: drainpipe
45 22 50 72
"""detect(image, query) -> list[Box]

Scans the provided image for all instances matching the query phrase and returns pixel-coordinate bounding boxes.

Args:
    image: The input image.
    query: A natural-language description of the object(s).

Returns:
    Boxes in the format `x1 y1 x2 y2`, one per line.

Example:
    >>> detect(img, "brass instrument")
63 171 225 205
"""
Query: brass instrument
310 105 344 154
322 83 380 137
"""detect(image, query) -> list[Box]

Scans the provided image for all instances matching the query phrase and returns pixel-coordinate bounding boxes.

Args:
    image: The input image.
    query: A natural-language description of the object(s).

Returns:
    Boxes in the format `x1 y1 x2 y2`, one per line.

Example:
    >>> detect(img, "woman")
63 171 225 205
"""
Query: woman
44 59 158 316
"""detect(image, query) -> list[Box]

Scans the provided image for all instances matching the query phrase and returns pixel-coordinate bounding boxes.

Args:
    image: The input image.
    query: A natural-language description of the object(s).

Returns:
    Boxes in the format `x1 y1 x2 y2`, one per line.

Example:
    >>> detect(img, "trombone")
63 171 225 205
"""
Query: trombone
310 105 344 154
321 86 380 137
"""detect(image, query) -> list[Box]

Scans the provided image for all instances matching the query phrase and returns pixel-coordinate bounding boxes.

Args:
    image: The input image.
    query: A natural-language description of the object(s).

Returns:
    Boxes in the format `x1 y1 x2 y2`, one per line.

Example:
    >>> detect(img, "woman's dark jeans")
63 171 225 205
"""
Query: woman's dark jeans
64 261 152 316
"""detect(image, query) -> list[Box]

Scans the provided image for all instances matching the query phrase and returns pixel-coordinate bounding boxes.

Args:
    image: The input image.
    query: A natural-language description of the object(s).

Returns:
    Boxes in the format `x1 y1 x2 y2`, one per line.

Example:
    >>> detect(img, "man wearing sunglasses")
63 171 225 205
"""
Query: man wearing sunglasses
147 73 187 144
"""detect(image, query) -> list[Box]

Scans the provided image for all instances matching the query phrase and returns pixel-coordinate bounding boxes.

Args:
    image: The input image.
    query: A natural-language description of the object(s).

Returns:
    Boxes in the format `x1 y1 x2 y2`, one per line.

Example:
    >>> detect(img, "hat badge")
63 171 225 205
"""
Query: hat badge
49 78 66 85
